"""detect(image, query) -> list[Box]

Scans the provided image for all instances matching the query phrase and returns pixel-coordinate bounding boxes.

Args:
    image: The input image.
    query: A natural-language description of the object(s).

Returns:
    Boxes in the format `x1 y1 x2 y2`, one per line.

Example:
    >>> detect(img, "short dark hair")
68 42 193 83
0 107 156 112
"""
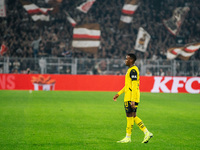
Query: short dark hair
127 53 137 62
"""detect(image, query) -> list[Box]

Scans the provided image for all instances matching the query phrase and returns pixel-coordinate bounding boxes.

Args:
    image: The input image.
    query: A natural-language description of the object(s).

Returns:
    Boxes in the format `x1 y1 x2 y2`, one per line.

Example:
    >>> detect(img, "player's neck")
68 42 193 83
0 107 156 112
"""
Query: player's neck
129 64 135 68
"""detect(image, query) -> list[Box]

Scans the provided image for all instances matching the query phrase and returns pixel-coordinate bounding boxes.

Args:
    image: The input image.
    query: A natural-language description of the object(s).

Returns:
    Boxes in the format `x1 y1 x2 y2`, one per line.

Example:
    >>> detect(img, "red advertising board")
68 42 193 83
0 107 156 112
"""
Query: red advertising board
0 74 199 93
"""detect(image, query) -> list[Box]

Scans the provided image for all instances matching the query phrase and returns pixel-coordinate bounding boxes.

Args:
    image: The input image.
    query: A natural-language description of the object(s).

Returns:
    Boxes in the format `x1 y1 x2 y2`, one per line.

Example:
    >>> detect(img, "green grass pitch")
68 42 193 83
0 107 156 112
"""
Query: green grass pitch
0 91 200 150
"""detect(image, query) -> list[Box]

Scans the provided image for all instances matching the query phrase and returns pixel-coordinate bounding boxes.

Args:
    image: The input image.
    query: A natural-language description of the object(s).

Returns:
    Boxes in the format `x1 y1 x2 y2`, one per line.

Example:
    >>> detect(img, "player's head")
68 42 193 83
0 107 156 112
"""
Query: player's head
125 53 137 66
128 53 137 62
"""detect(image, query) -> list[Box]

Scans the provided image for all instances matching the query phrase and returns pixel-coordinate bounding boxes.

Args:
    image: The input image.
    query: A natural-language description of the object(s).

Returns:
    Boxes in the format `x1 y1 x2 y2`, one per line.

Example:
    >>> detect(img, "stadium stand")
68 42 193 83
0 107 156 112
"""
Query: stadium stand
0 0 200 76
0 0 200 59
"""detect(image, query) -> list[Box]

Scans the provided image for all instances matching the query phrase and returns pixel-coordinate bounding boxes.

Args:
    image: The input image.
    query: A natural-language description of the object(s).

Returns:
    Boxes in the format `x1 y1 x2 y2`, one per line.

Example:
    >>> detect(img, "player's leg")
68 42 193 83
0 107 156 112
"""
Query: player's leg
117 112 133 143
117 102 134 143
126 112 134 138
134 116 153 143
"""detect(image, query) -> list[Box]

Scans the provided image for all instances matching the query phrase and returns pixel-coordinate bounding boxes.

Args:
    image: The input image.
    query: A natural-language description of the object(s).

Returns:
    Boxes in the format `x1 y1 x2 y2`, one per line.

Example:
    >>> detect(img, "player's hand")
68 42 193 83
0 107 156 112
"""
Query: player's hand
113 94 119 101
131 101 136 109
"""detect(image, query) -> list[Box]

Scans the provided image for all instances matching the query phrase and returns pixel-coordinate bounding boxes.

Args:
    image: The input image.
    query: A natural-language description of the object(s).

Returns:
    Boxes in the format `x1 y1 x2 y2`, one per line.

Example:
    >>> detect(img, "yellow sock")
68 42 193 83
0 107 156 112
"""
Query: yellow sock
134 116 148 133
126 117 134 137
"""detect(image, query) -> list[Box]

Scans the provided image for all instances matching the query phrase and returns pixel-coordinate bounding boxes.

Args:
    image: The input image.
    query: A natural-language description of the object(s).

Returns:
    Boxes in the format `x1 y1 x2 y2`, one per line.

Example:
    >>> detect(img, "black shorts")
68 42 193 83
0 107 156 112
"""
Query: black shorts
124 101 139 113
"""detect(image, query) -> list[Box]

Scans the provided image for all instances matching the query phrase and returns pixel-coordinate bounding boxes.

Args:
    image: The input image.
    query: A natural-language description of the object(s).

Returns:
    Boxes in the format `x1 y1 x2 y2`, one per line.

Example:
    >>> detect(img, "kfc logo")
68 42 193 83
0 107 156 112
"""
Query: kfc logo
151 77 200 93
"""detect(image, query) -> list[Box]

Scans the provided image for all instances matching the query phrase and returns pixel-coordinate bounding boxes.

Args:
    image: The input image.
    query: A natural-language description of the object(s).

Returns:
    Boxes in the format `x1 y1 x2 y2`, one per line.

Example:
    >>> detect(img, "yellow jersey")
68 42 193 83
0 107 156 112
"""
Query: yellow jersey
117 65 140 102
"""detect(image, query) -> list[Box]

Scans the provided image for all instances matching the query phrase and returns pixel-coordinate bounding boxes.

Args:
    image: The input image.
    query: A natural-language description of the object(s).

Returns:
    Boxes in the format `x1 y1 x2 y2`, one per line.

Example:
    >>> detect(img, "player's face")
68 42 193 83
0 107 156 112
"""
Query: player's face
125 55 131 66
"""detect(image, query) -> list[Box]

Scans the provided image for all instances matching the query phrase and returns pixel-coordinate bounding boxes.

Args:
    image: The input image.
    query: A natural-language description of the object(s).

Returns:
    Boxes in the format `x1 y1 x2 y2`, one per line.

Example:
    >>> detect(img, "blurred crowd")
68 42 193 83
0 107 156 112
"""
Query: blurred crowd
0 0 200 60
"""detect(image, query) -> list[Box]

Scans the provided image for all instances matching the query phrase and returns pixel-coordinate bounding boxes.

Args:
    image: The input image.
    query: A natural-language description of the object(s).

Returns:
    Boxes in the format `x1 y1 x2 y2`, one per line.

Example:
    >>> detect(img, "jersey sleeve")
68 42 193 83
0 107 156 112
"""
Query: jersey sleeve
130 69 138 101
118 86 125 95
130 69 137 81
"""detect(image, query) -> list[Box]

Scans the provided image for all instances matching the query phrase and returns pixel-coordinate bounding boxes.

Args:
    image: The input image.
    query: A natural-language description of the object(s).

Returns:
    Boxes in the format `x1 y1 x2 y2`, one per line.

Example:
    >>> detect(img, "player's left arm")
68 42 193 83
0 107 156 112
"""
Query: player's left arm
130 69 138 108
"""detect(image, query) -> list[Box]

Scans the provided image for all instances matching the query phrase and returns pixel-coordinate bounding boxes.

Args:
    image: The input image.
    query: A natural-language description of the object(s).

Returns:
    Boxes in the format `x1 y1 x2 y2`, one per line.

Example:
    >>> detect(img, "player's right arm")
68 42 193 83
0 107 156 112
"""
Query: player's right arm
113 94 119 101
113 86 125 101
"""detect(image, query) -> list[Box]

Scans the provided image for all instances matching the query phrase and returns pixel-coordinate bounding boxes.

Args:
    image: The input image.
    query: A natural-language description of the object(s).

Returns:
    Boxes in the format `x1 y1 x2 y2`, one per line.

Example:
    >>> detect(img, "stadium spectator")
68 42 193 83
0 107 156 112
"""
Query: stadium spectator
0 0 199 61
159 68 165 76
145 69 152 76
